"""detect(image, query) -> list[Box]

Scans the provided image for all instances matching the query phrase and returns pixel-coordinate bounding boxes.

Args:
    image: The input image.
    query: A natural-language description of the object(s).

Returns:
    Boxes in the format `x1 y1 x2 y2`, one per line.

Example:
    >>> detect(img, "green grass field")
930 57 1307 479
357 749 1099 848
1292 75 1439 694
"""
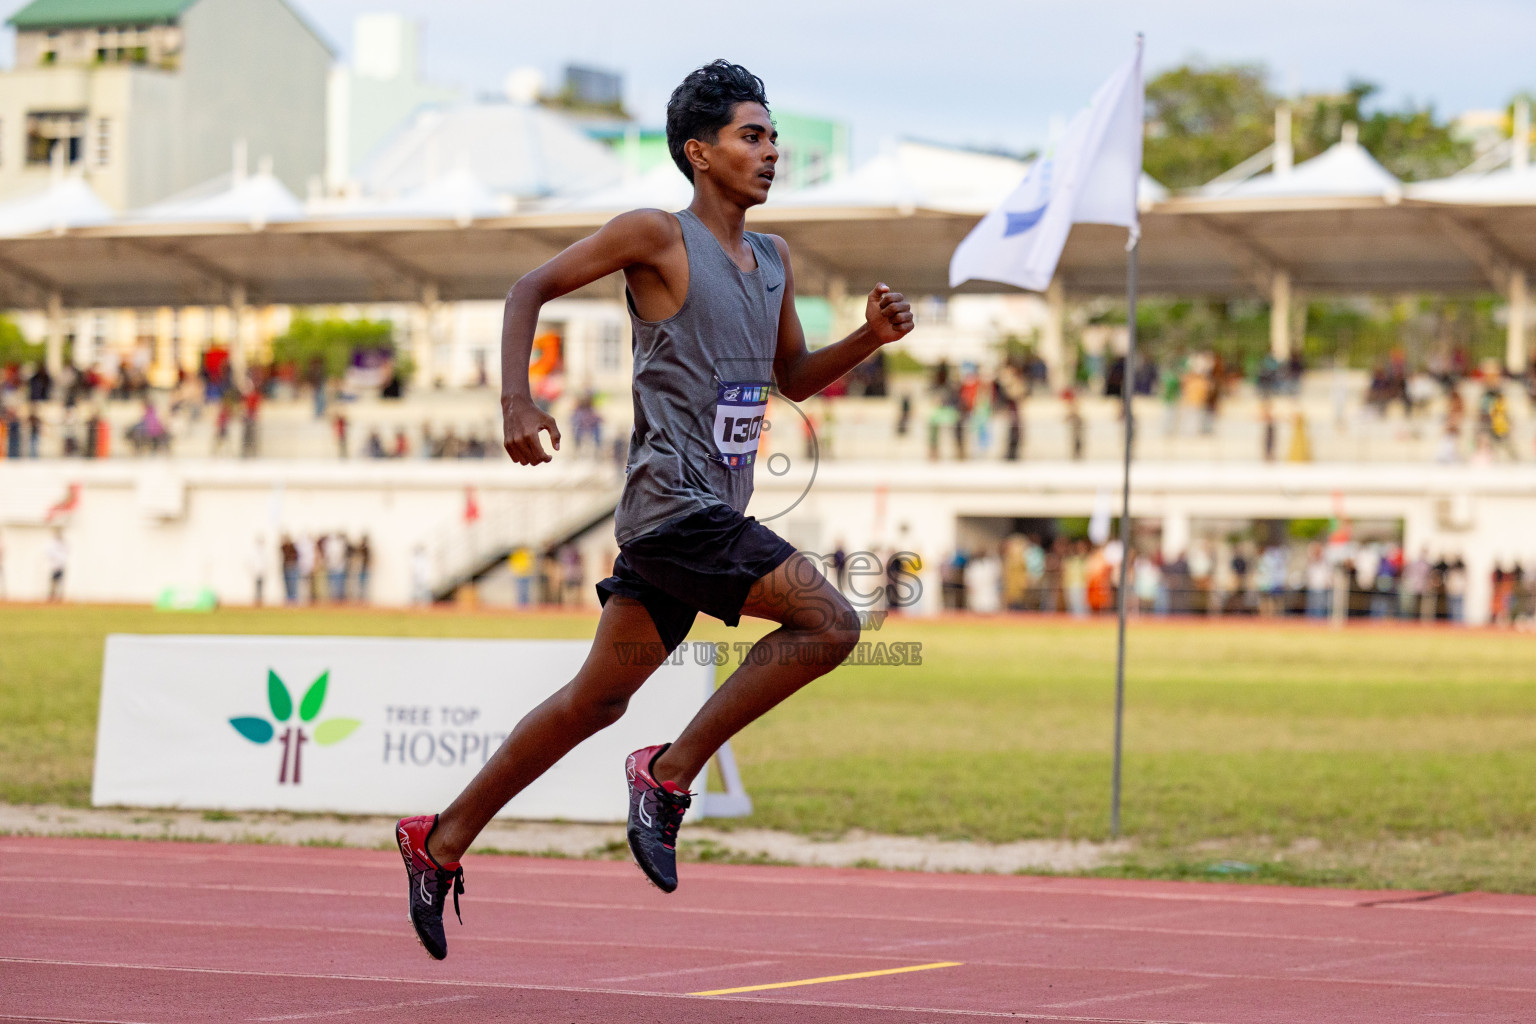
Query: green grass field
4 604 1535 891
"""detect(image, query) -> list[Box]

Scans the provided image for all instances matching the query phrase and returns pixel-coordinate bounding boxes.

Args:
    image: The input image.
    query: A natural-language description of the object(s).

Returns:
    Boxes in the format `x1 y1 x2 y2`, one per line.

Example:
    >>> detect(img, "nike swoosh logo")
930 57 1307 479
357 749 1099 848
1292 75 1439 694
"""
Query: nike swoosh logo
767 282 781 291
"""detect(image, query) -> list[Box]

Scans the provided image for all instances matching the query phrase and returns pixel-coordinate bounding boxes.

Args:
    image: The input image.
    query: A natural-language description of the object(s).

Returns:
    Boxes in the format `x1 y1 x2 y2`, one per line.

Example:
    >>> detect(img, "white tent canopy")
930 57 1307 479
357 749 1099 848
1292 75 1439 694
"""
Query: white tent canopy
1408 167 1536 205
1209 132 1402 201
548 163 693 214
0 176 113 237
132 170 305 228
361 101 623 201
313 166 512 224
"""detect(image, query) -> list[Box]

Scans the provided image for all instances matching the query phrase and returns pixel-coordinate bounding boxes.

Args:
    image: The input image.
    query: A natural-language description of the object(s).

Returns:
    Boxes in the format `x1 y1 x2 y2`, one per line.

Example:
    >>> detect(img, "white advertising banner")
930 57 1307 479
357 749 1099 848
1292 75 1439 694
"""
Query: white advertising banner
93 634 739 823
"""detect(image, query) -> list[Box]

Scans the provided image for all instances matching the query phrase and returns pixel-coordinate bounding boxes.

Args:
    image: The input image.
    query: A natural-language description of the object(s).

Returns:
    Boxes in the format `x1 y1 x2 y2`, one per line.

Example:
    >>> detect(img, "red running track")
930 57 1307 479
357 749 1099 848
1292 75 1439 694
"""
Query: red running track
2 836 1533 1023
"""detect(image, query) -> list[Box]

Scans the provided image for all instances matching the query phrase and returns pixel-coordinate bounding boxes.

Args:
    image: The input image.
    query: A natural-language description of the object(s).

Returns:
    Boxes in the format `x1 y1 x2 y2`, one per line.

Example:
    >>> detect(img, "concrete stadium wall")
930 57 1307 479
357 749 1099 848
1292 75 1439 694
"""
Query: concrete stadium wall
2 460 1532 624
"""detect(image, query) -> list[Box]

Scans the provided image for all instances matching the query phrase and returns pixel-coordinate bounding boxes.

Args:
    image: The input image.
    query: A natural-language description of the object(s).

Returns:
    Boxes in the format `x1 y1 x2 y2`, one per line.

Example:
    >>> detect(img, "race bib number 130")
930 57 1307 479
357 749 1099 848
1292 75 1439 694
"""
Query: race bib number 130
713 381 769 468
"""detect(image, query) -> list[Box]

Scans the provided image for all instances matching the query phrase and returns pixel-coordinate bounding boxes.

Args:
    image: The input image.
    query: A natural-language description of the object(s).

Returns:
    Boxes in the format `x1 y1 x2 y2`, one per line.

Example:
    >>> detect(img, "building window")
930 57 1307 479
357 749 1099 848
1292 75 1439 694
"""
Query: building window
94 117 110 167
598 321 623 371
26 111 86 166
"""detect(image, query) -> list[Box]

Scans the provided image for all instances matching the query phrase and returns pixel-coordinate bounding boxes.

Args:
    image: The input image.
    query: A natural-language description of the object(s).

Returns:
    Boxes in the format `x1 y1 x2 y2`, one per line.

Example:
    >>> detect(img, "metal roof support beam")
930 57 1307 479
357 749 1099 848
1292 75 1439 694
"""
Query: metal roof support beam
0 249 62 308
1428 210 1514 291
314 235 430 295
1509 269 1528 374
1185 218 1286 296
119 238 239 303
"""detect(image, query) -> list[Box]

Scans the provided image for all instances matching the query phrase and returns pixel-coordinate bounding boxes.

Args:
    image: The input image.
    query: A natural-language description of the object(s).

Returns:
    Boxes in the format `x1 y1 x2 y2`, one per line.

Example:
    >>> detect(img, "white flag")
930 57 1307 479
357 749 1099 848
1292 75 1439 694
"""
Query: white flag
949 40 1144 292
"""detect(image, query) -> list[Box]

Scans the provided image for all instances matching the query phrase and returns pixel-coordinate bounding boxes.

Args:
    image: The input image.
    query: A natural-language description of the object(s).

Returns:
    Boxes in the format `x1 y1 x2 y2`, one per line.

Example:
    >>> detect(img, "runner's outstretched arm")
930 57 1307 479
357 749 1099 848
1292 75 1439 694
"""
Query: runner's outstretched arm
499 210 679 464
766 235 914 401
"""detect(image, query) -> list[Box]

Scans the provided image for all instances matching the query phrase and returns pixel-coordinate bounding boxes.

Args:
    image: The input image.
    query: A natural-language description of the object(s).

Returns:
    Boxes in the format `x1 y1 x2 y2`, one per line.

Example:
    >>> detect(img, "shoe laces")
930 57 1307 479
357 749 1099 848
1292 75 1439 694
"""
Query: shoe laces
656 787 692 848
437 866 465 924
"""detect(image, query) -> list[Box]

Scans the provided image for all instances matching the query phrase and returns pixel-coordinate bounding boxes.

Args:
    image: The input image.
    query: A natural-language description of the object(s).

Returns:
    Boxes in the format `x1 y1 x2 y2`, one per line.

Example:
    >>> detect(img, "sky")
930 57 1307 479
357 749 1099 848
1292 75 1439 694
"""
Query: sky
10 0 1536 160
284 0 1534 160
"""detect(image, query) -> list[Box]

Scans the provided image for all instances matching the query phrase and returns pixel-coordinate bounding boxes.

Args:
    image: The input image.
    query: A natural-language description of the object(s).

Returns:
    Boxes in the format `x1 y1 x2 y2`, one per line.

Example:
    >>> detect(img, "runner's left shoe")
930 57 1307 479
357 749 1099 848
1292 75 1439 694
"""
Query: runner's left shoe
396 814 465 960
625 743 693 893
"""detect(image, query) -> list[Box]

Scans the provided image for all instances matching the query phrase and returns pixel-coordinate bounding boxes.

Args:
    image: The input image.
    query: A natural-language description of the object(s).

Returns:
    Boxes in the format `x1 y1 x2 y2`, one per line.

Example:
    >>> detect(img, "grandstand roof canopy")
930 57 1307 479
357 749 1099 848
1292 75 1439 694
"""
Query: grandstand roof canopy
0 163 1533 311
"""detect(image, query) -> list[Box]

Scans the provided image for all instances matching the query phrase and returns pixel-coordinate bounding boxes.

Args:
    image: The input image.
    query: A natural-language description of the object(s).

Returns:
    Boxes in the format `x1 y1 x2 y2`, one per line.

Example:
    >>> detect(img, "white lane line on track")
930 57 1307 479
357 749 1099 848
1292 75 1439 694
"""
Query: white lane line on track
0 1016 156 1024
249 995 477 1021
5 952 1536 998
3 841 1494 914
0 959 1224 1024
593 959 777 983
12 878 1535 952
1044 984 1209 1009
1284 948 1423 973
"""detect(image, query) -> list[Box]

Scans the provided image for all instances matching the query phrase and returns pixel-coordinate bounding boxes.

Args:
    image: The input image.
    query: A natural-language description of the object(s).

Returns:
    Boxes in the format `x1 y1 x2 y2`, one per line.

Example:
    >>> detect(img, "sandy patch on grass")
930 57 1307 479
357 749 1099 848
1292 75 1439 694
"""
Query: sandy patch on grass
0 803 1123 874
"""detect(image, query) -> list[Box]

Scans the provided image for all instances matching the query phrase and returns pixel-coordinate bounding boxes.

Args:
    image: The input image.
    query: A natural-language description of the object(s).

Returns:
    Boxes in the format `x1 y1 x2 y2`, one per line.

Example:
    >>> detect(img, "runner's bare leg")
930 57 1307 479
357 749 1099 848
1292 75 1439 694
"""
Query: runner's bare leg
429 595 668 863
651 553 858 789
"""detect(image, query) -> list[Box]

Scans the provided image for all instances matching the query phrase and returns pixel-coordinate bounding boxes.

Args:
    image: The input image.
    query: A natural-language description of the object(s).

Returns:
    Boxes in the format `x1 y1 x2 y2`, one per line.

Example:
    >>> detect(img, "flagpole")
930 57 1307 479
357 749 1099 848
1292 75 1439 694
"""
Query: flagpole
1111 32 1144 842
1111 232 1136 840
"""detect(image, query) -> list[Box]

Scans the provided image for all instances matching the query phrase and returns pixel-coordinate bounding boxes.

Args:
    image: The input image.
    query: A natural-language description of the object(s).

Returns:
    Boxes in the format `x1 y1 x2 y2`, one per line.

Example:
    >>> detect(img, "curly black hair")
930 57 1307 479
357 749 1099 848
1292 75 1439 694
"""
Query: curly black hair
666 60 770 182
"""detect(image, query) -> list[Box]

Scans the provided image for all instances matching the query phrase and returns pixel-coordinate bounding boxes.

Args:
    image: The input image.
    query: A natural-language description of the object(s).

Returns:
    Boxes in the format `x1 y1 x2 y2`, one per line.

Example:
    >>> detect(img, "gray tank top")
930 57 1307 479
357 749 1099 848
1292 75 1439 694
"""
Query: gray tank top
612 209 786 546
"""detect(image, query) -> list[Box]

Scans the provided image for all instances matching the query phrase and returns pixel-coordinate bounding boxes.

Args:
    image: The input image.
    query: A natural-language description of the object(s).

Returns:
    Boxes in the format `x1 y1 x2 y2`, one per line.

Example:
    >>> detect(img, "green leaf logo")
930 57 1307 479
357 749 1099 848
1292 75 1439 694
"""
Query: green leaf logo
268 670 292 721
231 668 358 784
299 671 329 722
314 718 361 746
229 717 274 744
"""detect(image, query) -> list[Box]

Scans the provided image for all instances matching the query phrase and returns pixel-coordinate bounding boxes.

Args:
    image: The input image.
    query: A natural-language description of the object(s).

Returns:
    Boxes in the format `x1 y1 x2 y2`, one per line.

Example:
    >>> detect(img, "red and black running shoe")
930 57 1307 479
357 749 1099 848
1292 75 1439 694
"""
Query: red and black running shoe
395 814 465 960
625 743 693 893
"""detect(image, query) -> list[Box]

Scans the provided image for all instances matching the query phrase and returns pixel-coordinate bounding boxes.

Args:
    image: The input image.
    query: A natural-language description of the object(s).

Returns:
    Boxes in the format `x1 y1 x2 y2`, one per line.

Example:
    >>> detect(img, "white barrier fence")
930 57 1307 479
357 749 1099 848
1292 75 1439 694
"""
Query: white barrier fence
92 635 751 822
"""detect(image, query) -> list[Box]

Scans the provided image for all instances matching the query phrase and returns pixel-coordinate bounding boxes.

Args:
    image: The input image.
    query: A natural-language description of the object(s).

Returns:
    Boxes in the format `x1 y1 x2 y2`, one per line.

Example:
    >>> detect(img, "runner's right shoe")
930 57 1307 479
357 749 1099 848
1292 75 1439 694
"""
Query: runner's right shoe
626 743 693 893
396 814 465 961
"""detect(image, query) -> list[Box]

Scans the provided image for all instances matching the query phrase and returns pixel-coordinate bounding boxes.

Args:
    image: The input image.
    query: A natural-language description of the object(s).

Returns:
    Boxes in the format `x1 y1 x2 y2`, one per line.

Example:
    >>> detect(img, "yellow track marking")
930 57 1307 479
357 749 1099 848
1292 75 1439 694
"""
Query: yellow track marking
691 960 963 996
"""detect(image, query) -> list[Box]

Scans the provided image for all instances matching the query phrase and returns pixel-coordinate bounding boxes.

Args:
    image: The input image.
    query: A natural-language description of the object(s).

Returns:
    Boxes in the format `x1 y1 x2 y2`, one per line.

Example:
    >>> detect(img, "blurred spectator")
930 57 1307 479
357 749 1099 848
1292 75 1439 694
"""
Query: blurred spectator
1444 557 1467 623
351 534 372 603
1305 542 1331 619
558 544 583 606
1260 400 1277 462
1133 551 1162 615
26 404 42 457
240 387 261 458
1401 548 1431 620
45 528 67 601
964 547 1001 613
366 429 387 458
249 534 267 607
126 400 170 455
323 533 348 603
297 534 317 603
2 404 19 457
571 392 603 454
508 546 535 606
280 535 300 604
1063 541 1088 618
1064 391 1085 460
333 413 350 459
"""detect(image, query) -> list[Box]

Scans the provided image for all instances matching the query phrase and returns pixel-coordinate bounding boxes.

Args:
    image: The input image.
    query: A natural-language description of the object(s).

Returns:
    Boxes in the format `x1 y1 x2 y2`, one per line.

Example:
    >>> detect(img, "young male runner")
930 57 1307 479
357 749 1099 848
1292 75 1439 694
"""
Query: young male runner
396 60 914 960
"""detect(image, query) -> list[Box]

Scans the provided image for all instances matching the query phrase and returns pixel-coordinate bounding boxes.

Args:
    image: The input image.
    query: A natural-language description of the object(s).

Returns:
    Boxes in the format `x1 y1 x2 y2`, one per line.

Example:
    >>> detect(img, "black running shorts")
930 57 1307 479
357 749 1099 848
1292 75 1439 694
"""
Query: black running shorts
596 503 797 654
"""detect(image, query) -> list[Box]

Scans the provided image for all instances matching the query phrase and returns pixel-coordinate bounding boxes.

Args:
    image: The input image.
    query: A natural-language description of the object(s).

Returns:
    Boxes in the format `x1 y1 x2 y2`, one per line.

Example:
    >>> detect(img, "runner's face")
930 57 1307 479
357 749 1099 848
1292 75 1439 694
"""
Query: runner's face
702 102 778 204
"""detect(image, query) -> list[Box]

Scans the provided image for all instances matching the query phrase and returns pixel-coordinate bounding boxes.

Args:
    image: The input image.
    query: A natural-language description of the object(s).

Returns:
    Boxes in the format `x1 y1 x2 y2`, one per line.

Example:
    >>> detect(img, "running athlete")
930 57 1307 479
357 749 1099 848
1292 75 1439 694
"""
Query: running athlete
396 60 914 960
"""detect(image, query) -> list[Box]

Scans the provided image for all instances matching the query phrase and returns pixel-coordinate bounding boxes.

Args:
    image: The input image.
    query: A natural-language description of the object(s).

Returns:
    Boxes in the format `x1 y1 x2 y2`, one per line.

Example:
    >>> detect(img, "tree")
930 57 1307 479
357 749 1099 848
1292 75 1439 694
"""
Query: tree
1144 63 1276 190
1292 79 1469 181
270 317 394 380
0 315 41 367
1144 64 1471 188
